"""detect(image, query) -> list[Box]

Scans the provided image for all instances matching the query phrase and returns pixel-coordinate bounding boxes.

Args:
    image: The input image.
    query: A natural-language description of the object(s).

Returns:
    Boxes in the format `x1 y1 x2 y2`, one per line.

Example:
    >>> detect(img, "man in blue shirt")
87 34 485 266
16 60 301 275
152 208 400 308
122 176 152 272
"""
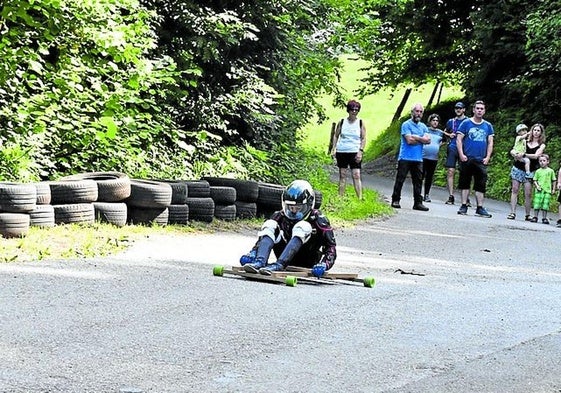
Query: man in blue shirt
391 103 431 211
456 100 495 218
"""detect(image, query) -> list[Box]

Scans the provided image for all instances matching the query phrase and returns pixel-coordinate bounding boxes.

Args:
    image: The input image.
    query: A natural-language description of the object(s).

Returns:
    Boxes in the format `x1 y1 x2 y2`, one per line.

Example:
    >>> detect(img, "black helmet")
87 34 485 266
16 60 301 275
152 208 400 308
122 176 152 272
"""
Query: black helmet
282 180 315 221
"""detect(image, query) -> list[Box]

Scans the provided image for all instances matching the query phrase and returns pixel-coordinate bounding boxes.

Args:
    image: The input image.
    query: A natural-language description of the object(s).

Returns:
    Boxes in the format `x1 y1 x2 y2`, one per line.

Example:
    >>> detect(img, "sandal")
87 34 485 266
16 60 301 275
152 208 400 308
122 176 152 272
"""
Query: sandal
530 216 538 223
507 213 516 220
542 218 550 224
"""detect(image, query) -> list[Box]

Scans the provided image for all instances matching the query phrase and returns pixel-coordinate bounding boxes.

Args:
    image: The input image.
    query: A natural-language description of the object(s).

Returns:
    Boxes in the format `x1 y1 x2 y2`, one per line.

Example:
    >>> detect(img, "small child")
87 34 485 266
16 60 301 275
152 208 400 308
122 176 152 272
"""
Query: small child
512 123 531 177
531 154 556 224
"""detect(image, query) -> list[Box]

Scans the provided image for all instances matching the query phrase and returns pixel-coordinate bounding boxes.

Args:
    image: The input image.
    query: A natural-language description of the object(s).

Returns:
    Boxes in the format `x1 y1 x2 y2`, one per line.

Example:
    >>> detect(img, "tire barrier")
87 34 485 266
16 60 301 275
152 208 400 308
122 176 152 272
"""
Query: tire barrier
1 174 318 237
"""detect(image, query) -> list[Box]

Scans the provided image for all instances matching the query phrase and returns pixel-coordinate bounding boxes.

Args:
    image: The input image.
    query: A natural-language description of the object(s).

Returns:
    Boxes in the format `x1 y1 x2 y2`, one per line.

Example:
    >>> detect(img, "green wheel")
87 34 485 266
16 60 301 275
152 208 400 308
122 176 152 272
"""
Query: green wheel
363 276 375 288
285 275 297 287
213 265 225 276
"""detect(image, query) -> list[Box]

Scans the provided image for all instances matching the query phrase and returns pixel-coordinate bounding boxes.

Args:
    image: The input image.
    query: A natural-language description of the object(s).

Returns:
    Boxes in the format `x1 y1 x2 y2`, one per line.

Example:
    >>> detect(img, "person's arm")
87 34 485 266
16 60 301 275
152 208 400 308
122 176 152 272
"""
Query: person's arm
456 132 467 161
483 135 494 165
357 121 366 158
526 143 546 160
315 215 336 270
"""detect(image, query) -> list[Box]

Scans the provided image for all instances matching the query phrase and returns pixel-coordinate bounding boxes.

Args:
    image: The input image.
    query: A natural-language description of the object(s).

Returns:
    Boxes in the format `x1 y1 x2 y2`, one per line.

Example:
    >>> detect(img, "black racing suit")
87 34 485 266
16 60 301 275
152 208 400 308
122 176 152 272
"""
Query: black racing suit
264 209 337 269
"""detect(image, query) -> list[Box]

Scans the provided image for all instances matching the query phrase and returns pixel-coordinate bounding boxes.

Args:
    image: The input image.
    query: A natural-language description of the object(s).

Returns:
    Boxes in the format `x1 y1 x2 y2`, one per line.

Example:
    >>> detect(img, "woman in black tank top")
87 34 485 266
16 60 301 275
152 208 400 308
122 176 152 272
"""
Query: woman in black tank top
508 124 546 220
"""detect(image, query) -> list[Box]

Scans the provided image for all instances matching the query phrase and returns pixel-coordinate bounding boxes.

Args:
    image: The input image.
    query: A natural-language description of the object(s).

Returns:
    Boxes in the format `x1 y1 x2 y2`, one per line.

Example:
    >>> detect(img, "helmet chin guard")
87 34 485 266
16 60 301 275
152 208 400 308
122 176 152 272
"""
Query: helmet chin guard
282 180 315 221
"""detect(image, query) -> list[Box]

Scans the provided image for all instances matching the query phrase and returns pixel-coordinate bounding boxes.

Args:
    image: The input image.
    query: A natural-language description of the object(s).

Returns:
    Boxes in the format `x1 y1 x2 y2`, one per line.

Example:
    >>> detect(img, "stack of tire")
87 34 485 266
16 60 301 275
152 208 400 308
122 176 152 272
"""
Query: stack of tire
203 177 259 220
48 179 98 225
153 180 189 225
59 172 132 227
0 182 37 238
30 182 55 228
126 179 172 226
183 180 214 223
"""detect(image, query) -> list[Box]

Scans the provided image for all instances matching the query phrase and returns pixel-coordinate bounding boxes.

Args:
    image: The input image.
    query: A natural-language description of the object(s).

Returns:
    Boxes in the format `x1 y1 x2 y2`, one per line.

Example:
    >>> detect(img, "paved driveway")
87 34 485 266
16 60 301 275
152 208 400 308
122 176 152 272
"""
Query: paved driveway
1 174 560 392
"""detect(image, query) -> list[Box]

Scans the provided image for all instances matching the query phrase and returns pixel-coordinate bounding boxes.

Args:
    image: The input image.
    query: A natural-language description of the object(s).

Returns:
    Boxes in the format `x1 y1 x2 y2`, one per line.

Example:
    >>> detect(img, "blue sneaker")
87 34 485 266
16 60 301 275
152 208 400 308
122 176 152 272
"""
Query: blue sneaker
259 262 286 275
475 206 492 218
243 258 266 273
457 204 468 215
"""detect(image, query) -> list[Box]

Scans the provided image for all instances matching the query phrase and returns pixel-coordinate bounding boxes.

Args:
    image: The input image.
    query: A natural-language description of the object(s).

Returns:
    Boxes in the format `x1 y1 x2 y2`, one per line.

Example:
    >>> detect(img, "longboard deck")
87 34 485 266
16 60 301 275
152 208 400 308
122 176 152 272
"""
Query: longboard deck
213 265 375 288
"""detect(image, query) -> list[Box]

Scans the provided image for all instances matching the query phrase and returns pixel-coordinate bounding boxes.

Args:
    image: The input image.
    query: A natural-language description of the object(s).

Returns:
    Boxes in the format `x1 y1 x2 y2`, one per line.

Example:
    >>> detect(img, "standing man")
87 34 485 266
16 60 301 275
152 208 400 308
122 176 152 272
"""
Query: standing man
456 100 494 218
443 102 467 205
391 103 431 211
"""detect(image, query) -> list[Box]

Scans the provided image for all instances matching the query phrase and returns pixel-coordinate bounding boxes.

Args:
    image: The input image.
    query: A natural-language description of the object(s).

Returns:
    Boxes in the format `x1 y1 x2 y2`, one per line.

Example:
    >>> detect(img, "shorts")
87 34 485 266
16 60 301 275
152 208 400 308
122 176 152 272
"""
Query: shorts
533 190 552 210
510 166 533 184
335 152 362 169
444 145 459 168
458 159 488 193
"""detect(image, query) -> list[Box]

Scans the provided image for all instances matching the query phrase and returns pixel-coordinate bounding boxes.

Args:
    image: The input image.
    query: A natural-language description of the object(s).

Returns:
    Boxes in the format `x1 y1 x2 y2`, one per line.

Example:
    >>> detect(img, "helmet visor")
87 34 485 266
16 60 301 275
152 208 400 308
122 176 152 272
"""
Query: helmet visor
283 201 309 220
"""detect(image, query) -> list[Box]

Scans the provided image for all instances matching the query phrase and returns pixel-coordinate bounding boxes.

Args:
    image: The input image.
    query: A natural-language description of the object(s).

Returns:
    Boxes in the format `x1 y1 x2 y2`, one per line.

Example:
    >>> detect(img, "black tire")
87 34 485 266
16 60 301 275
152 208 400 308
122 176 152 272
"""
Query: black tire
34 182 52 205
127 179 172 208
29 205 55 228
214 204 237 221
93 202 127 227
209 186 237 205
182 180 210 198
59 172 131 202
234 201 257 219
168 204 189 225
314 190 323 209
0 213 30 238
0 182 37 213
50 180 98 204
152 180 188 204
53 203 95 225
186 197 214 223
127 206 169 226
257 182 284 210
202 177 259 202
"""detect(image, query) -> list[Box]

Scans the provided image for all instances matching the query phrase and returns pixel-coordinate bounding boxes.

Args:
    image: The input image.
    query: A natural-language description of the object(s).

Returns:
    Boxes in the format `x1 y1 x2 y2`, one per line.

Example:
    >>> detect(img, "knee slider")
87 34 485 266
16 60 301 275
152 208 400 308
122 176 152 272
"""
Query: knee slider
258 219 278 241
292 221 312 243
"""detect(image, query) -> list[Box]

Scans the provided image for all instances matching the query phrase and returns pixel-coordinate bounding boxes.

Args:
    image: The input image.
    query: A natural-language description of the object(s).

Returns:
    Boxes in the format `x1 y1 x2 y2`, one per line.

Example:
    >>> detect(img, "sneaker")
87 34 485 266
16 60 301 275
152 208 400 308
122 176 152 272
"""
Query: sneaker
243 258 266 273
391 201 401 209
457 204 468 215
445 195 455 205
424 195 431 203
412 203 429 211
542 218 550 225
475 206 492 218
556 219 561 228
259 262 286 275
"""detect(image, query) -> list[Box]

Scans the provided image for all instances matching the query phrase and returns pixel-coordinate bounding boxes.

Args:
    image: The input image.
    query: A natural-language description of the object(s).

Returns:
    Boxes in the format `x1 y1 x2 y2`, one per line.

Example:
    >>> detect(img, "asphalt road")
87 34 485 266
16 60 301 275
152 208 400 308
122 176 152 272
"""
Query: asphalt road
1 173 561 393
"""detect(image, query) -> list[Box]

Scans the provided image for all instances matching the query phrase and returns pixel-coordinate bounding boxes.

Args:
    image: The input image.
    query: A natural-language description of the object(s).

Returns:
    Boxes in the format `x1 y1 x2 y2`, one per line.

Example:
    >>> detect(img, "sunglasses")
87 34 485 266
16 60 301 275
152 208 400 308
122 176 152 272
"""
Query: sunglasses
349 107 360 111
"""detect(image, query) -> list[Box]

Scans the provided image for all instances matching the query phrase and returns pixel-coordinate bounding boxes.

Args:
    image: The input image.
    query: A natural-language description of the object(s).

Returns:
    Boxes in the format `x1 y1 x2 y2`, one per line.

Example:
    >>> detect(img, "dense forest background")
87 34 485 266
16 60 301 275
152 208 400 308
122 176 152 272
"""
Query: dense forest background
1 0 560 200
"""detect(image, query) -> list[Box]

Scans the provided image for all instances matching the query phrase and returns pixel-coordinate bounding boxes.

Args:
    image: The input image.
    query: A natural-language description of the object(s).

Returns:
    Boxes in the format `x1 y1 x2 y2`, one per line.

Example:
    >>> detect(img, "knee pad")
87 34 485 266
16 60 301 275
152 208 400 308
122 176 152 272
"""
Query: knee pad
292 221 312 243
258 219 278 241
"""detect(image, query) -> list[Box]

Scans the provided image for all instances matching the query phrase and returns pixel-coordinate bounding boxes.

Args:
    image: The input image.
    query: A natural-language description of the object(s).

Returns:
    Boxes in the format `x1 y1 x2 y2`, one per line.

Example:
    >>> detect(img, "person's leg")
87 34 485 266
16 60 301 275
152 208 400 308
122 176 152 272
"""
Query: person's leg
391 160 409 205
411 161 424 205
423 159 437 198
509 178 521 215
446 167 455 196
351 168 363 199
338 167 348 196
260 221 311 274
524 180 533 218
